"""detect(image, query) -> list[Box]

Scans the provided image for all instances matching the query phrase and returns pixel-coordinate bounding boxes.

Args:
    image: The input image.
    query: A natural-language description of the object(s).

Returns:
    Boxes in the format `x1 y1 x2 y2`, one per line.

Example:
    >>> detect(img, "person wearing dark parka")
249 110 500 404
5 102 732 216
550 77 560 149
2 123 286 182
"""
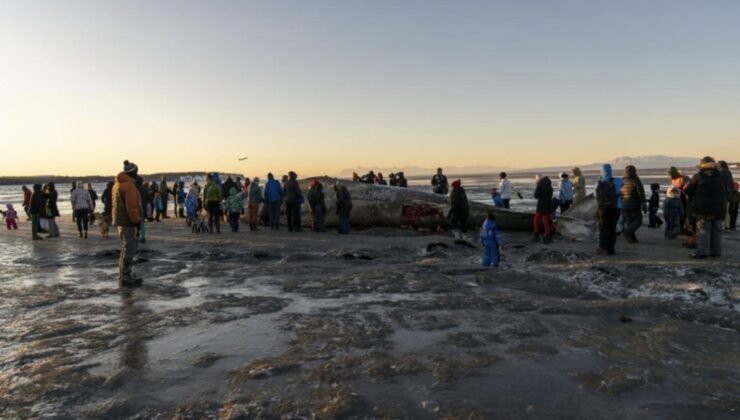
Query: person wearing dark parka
113 160 143 287
685 156 727 258
620 165 647 243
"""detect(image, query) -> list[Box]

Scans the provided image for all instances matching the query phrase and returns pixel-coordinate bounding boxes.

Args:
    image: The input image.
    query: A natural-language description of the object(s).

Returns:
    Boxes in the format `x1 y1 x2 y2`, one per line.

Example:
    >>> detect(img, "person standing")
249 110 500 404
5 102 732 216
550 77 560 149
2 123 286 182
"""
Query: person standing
159 176 170 219
113 160 142 287
685 157 727 258
87 182 98 224
431 168 449 195
224 187 245 232
571 167 587 205
718 161 735 230
397 172 408 188
729 182 740 231
480 212 503 268
29 184 45 240
135 177 149 243
101 181 114 224
177 180 186 218
448 179 470 234
334 183 352 234
45 183 60 238
596 164 622 255
558 172 574 214
498 172 521 209
307 179 326 232
247 177 263 231
22 185 32 220
283 171 303 232
203 173 223 233
71 181 94 238
264 173 283 230
532 175 553 243
620 165 647 243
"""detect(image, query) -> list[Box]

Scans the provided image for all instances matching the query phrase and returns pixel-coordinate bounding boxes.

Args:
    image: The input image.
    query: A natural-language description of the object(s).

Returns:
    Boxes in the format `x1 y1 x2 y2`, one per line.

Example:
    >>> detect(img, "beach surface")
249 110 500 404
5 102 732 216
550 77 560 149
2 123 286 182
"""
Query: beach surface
1 218 739 418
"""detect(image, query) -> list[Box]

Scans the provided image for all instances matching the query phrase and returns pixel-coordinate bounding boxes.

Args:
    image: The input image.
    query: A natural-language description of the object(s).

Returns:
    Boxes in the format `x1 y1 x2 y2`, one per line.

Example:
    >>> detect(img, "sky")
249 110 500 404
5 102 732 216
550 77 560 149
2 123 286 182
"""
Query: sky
1 0 739 177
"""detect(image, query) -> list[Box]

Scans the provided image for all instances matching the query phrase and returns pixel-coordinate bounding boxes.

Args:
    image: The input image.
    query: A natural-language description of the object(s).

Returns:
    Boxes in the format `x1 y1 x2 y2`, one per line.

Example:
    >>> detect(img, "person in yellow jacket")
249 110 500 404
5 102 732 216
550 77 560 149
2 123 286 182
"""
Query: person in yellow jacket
112 160 142 287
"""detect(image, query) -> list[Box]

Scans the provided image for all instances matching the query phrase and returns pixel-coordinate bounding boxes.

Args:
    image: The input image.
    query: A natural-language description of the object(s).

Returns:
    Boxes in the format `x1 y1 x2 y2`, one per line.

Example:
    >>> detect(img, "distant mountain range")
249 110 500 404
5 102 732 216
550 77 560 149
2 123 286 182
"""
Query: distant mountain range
337 156 702 178
518 155 702 174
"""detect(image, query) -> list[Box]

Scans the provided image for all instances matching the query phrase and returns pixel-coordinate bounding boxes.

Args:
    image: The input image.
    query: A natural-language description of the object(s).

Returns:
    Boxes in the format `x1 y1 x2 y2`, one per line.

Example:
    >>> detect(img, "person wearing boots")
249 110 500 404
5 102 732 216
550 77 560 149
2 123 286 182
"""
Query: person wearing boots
113 160 143 287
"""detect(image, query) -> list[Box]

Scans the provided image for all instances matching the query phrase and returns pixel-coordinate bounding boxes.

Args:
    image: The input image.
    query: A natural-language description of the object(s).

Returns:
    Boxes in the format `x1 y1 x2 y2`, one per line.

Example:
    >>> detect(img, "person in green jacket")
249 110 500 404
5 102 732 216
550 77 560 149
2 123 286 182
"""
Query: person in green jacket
224 187 246 232
203 174 223 233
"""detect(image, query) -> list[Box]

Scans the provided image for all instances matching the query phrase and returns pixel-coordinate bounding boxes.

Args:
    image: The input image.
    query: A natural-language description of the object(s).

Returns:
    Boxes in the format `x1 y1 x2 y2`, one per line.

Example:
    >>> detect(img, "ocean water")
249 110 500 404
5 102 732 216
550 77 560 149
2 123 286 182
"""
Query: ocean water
0 169 676 216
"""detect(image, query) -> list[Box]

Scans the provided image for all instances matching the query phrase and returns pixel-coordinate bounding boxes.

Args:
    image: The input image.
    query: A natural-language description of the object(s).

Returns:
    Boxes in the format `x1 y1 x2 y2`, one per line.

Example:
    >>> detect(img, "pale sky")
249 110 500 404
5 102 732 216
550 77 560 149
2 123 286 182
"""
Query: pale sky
1 0 739 177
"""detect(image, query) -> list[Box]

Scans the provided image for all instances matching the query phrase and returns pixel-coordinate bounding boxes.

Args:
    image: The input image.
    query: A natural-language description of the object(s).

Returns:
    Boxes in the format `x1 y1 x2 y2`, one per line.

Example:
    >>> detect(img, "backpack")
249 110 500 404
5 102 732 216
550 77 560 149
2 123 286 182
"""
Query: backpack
596 179 618 209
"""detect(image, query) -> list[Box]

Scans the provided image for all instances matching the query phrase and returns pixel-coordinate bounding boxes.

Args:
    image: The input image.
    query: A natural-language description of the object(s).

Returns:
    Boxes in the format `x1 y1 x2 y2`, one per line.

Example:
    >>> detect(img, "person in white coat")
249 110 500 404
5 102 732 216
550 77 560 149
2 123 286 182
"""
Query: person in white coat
71 181 94 238
498 172 522 209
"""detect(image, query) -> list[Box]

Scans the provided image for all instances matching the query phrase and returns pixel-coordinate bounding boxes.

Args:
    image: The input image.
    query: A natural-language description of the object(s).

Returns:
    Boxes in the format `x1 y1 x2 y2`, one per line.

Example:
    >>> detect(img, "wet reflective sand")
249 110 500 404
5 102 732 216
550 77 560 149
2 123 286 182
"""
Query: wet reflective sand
1 220 738 418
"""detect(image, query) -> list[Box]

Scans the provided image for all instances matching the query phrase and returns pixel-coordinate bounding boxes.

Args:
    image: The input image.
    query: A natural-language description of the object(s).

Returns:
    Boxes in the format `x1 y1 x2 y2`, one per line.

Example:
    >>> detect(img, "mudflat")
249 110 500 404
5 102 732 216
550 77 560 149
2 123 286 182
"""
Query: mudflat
1 219 738 419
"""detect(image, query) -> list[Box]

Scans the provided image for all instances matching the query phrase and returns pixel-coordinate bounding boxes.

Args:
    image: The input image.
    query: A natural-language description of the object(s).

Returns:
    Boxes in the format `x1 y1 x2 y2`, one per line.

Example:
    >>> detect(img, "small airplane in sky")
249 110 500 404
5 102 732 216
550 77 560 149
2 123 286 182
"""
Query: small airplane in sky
238 157 248 161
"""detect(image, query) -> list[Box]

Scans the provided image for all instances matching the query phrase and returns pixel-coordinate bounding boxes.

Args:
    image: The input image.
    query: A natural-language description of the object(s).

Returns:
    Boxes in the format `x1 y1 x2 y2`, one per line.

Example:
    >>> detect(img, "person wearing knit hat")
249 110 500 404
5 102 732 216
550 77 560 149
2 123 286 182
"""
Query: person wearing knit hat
664 186 683 239
307 179 326 232
685 156 727 258
112 160 143 286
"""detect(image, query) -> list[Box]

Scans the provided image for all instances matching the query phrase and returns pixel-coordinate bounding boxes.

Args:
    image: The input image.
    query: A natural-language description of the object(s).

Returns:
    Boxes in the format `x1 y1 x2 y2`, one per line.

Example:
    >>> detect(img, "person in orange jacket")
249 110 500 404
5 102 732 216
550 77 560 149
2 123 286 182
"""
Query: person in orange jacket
112 160 143 287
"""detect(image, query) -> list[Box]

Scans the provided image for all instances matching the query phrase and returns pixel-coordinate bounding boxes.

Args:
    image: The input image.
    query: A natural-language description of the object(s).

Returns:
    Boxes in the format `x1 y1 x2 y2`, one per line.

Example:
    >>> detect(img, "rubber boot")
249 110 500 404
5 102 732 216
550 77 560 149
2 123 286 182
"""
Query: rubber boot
532 233 541 243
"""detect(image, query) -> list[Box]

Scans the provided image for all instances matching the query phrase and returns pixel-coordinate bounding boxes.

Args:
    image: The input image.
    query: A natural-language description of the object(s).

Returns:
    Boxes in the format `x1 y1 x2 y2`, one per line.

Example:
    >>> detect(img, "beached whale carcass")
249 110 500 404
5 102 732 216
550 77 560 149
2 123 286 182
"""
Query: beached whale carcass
558 194 598 239
283 177 535 230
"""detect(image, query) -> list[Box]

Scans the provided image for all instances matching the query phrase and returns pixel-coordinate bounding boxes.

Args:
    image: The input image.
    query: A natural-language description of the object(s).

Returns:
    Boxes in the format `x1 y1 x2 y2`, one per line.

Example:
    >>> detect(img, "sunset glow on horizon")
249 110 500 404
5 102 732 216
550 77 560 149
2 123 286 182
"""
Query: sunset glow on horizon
2 0 739 177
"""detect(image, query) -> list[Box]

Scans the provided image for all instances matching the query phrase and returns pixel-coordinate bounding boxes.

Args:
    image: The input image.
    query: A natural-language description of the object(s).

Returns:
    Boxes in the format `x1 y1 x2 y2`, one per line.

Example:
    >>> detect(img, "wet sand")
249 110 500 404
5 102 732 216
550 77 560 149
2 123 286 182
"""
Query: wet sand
1 218 739 419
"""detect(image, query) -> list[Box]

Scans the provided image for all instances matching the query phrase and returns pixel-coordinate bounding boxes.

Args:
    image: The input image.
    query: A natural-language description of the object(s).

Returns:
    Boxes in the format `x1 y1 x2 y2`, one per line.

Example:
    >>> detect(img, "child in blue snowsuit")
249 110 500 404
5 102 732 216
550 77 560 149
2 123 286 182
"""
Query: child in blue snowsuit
480 212 503 268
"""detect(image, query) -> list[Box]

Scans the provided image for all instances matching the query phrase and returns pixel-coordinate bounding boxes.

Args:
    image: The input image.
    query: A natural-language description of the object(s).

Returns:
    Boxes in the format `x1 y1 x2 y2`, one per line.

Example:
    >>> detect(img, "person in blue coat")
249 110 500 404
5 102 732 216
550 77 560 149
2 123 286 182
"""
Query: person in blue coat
558 172 574 214
596 164 624 255
490 187 504 207
264 173 284 230
480 213 503 268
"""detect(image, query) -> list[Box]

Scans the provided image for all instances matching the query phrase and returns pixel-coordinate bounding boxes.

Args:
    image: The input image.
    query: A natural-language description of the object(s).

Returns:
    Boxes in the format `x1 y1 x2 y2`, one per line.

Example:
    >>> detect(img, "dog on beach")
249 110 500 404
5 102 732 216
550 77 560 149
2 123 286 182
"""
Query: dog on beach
191 217 211 233
94 212 110 238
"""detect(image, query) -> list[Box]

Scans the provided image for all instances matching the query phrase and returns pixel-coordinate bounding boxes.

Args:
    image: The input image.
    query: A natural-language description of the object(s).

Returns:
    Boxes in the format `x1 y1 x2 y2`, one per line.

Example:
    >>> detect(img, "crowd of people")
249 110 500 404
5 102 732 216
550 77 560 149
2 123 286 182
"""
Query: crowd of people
4 157 738 285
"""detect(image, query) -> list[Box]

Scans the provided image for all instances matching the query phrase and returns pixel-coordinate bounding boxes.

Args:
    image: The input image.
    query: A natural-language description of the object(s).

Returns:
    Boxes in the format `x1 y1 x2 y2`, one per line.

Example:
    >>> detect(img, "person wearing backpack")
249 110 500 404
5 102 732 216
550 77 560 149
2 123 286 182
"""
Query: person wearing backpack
620 165 647 243
596 164 623 255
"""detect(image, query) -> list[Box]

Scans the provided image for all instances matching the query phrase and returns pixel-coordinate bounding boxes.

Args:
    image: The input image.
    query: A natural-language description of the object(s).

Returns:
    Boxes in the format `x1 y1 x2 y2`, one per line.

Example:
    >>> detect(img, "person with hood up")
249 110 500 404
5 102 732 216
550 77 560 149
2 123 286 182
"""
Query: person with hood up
718 161 735 230
532 175 553 243
595 164 623 255
224 187 246 232
247 177 263 231
101 181 115 224
307 179 327 232
184 185 199 226
5 204 18 230
22 185 32 220
571 167 587 205
480 212 503 268
397 172 408 188
159 176 170 219
29 184 45 240
729 182 740 231
264 173 283 230
334 183 353 234
558 172 573 214
685 157 727 258
112 160 142 287
448 179 470 234
71 181 94 238
664 186 683 239
647 183 663 228
203 173 223 233
222 176 237 200
620 165 647 243
45 183 60 238
283 171 303 232
431 168 449 195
